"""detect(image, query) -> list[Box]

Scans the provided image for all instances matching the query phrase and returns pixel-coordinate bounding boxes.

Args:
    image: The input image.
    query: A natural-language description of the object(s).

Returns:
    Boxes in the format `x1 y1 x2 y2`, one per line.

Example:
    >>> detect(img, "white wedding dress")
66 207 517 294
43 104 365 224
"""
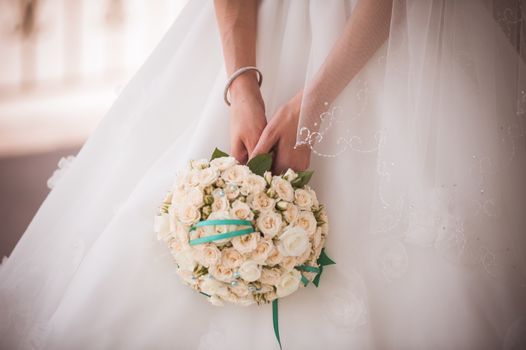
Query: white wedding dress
2 1 526 349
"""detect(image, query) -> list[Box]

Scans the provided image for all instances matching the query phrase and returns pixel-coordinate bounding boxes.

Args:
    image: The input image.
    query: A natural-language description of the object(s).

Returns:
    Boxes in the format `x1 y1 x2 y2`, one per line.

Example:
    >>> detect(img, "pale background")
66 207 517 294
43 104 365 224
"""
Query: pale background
0 0 188 259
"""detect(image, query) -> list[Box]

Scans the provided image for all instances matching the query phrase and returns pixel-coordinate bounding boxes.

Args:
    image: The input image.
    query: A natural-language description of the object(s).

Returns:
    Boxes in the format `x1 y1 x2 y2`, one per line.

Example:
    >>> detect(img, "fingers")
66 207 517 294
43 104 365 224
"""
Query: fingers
250 127 277 159
231 139 248 164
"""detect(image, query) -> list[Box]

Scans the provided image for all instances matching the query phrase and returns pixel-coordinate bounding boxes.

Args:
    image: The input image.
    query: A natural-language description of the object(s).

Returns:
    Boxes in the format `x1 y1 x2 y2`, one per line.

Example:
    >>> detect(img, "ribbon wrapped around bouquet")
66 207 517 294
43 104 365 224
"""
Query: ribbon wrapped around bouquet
154 148 335 349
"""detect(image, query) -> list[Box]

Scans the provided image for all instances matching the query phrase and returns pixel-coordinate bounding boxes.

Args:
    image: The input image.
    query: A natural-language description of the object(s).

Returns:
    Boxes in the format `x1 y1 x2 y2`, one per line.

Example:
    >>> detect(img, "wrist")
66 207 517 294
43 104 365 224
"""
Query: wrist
229 72 261 103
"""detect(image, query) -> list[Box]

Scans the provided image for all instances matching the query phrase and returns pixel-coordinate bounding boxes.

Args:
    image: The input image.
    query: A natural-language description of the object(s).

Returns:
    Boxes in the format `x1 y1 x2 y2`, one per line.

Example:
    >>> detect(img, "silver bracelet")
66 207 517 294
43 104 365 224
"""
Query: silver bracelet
223 66 263 106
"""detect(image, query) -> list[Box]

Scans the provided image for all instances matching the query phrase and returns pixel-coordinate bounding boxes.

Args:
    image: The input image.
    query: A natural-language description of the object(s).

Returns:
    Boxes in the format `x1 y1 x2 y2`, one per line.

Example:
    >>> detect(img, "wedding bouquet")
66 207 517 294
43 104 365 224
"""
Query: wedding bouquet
153 148 335 347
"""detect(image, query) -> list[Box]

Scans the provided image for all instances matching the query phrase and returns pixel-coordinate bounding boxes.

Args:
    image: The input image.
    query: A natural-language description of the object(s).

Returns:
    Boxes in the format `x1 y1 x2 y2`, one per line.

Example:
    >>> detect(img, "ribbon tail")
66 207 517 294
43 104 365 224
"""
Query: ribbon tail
272 299 283 350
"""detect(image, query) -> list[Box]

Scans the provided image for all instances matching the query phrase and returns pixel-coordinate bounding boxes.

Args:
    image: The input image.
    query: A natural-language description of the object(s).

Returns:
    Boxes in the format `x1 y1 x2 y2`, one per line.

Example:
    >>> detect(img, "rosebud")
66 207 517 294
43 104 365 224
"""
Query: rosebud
276 201 289 211
263 171 272 185
204 194 214 205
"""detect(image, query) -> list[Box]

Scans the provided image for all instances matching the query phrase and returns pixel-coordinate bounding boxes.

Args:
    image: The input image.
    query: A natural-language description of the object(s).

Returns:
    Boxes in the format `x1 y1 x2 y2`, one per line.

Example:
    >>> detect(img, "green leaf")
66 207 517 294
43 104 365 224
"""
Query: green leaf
247 153 273 176
290 170 314 188
210 147 230 160
312 266 323 287
317 248 336 266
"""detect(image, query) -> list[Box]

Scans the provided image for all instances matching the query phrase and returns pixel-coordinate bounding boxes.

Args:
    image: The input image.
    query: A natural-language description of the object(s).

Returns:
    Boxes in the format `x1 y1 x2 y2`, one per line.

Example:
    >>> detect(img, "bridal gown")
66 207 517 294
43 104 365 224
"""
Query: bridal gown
2 1 526 349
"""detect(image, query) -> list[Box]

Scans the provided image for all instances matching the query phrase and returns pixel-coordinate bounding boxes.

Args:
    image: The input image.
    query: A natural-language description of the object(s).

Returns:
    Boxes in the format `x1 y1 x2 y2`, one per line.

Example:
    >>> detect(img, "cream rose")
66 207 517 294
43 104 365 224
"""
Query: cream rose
281 255 297 271
238 260 262 282
197 167 218 187
242 174 267 194
294 188 313 210
210 156 237 171
190 158 210 170
259 267 282 285
277 226 310 257
276 269 302 297
256 211 282 238
222 164 249 185
282 203 299 224
195 243 221 267
211 196 229 212
208 264 235 282
271 176 294 202
185 187 204 207
203 211 234 245
221 247 244 268
265 247 284 266
249 238 274 263
184 169 201 187
230 200 253 220
249 192 275 212
295 211 317 236
232 232 259 254
177 204 201 225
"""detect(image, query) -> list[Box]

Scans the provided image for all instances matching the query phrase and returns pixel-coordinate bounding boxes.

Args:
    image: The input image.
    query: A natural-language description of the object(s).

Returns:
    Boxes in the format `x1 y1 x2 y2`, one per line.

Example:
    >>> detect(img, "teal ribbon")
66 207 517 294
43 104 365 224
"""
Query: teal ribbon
270 248 336 348
189 219 254 246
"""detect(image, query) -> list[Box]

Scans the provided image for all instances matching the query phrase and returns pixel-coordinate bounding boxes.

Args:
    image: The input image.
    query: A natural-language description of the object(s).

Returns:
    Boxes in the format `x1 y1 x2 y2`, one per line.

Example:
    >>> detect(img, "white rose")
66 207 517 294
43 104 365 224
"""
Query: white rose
282 203 299 224
190 158 210 170
154 213 172 242
210 156 237 171
256 211 283 238
208 265 235 283
238 260 262 282
249 239 274 263
195 243 221 267
259 267 283 285
173 248 197 271
232 232 259 254
221 247 245 268
230 200 253 220
294 189 313 210
295 211 317 236
242 174 267 194
276 269 302 298
197 167 218 187
277 226 310 257
185 187 204 207
200 276 229 296
249 192 275 212
222 164 250 185
176 269 197 286
271 177 294 202
177 204 201 226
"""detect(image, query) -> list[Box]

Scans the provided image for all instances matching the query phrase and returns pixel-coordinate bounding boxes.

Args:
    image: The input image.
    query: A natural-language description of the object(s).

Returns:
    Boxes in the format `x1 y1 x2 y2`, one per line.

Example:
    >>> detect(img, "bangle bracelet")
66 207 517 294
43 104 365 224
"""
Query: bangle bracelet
223 66 263 106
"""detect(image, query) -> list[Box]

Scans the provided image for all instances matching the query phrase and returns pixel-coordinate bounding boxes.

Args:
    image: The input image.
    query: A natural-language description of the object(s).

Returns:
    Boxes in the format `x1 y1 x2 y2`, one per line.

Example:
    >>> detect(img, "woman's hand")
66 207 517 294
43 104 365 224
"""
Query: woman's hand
250 92 311 174
229 73 267 164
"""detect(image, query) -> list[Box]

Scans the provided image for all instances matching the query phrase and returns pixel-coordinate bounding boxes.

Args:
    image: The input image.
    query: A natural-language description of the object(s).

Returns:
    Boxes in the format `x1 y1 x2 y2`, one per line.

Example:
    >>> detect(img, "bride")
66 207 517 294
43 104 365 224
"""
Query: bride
1 0 526 349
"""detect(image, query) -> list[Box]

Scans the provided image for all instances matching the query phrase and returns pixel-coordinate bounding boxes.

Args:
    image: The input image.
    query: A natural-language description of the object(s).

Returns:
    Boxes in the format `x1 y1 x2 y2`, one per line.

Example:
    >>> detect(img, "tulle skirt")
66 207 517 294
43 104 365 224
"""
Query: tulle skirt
1 1 526 349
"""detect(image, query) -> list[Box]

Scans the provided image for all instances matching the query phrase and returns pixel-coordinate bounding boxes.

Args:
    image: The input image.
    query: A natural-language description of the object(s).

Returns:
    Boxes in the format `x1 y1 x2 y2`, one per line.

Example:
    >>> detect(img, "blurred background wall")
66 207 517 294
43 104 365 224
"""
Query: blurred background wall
0 0 188 259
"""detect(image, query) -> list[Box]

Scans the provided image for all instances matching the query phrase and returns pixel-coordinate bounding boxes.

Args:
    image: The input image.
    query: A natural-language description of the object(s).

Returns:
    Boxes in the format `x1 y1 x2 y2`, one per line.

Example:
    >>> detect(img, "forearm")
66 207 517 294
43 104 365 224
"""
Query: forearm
305 0 393 109
214 0 259 99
